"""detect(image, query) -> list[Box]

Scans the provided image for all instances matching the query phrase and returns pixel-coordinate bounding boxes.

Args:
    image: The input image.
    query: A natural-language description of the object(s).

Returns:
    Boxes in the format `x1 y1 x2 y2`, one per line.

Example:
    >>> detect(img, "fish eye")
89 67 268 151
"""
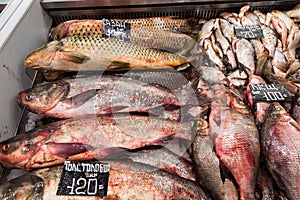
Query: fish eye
2 144 10 152
25 94 32 101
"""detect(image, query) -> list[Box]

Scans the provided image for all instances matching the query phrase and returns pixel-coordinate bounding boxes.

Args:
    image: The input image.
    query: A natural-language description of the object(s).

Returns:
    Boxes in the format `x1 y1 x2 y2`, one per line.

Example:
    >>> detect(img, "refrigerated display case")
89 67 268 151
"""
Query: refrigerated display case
0 0 299 199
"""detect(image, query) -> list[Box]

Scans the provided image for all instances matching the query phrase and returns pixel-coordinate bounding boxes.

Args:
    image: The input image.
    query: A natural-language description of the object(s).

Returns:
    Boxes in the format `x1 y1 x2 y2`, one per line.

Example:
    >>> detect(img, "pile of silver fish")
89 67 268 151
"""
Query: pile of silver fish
199 5 300 87
0 4 300 200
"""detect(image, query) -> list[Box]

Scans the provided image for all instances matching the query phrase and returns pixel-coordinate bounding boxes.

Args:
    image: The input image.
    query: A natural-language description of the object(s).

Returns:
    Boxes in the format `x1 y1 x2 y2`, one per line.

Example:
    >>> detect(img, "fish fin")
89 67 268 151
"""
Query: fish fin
62 89 98 107
290 120 300 131
176 63 191 71
107 61 131 71
44 143 93 157
62 51 90 63
98 106 129 113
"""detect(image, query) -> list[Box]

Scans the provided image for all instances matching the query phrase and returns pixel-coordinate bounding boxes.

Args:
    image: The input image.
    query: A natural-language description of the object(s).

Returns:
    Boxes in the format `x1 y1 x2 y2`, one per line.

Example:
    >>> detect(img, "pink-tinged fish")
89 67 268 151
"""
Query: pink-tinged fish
192 119 238 200
0 114 196 169
246 75 271 126
17 75 198 119
0 161 209 200
209 85 260 200
261 102 300 200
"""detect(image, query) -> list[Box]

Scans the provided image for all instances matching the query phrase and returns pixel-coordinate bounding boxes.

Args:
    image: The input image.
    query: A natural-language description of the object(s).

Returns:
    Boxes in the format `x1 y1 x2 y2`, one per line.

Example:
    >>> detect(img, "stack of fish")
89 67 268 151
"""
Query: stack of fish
0 17 211 199
1 5 300 200
199 5 300 86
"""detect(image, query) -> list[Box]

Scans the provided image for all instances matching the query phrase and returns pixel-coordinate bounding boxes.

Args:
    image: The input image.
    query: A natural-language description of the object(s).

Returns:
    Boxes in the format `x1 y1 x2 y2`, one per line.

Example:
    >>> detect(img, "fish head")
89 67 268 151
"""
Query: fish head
17 80 70 114
0 173 44 199
24 40 62 69
0 130 50 168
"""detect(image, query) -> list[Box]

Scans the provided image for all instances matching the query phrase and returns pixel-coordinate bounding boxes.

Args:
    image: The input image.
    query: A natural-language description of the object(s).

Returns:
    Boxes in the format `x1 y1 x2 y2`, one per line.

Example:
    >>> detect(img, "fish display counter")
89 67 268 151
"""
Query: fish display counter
0 0 299 199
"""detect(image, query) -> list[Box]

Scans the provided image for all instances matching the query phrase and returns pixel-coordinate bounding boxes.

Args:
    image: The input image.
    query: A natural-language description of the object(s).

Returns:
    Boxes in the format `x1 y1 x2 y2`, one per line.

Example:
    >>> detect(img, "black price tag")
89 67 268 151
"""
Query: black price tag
249 84 292 102
102 18 131 42
56 161 110 197
234 25 263 39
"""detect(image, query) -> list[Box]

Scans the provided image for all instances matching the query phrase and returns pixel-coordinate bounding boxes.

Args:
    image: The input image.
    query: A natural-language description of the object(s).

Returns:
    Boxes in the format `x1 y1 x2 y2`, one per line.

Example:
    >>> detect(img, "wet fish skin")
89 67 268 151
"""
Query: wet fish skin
261 102 300 200
50 19 197 53
271 17 288 51
255 165 281 200
0 161 209 200
219 18 234 43
192 128 238 200
199 19 216 44
128 147 196 181
0 114 196 169
17 75 198 119
203 39 226 73
24 36 189 71
209 85 260 200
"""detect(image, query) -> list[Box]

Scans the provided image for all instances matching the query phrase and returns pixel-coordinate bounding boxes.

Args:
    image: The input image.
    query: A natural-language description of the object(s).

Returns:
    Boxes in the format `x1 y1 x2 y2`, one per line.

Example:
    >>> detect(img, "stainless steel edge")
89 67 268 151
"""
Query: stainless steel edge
41 0 299 9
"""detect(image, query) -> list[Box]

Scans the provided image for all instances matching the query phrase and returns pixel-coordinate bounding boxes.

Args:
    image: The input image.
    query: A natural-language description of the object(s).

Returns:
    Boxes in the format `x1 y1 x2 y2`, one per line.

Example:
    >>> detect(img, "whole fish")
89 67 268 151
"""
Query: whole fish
235 38 256 74
128 147 196 181
17 75 198 119
192 120 238 200
209 85 260 200
261 24 277 58
24 36 190 71
0 114 196 169
219 18 234 43
199 19 216 44
261 102 300 200
49 19 197 53
0 161 209 200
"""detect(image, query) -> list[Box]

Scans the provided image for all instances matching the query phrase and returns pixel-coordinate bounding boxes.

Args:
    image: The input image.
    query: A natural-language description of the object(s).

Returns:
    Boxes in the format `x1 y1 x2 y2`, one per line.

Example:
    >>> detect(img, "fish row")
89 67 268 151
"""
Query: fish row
0 161 209 200
24 16 205 72
199 5 300 87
